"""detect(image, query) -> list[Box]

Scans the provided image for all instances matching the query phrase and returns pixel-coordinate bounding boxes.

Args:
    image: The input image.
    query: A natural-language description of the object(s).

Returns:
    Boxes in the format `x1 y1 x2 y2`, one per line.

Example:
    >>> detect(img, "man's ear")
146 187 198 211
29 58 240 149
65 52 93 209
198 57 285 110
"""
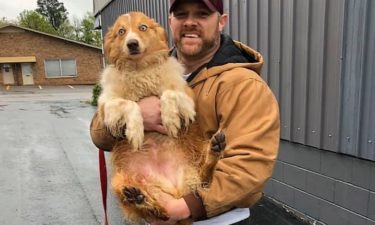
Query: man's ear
168 15 172 26
218 14 228 32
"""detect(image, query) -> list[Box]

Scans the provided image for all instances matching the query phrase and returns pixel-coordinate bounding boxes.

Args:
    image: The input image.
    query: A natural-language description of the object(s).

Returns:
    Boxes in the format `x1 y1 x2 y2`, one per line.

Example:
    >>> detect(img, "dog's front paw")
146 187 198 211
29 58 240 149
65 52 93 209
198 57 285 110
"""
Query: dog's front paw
104 99 144 149
106 121 126 138
177 93 196 128
125 112 144 150
163 116 181 138
160 91 182 137
103 104 127 138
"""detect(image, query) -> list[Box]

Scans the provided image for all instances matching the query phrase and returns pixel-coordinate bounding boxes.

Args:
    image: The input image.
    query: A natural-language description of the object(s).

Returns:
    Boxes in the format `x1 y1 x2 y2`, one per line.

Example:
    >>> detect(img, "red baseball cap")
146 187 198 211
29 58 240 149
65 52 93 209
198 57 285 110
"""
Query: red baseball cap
170 0 223 14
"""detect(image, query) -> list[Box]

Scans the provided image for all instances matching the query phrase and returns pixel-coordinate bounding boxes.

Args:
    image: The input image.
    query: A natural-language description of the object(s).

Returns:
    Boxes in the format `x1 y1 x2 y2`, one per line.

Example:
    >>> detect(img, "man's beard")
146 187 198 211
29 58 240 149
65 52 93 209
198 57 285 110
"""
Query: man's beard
175 32 220 58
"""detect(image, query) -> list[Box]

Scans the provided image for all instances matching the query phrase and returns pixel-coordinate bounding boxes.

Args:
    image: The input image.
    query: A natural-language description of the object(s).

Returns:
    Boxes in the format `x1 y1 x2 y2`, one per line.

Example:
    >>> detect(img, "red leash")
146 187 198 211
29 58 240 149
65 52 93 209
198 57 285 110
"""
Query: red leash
99 149 109 225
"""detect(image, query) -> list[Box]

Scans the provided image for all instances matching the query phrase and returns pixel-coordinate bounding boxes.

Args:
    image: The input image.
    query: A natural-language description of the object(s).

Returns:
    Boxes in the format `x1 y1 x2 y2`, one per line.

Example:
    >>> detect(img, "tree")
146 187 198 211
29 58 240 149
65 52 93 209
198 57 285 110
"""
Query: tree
0 17 8 26
80 12 101 47
71 17 82 41
36 0 68 31
56 20 75 40
18 10 57 35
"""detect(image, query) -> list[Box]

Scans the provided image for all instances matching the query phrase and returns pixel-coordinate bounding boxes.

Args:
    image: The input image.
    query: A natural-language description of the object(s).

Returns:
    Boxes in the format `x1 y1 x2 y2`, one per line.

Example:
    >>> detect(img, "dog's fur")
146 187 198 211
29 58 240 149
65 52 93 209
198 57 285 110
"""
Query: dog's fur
98 12 224 225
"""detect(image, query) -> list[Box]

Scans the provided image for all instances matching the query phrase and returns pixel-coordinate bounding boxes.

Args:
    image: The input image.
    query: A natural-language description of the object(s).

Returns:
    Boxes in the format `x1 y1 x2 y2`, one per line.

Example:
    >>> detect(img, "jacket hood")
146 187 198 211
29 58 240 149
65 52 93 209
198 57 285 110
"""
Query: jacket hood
171 34 264 87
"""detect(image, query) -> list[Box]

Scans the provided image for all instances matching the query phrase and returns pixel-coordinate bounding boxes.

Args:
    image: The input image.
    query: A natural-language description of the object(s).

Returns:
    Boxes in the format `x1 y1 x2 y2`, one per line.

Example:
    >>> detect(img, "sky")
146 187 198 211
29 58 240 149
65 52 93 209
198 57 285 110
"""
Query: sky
0 0 94 22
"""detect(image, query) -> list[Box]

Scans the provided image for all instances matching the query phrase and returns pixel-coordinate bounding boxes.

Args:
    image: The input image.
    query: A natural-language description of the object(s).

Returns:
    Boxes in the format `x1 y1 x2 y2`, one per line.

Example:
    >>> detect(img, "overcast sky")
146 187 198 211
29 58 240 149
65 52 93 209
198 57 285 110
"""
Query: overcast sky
0 0 93 22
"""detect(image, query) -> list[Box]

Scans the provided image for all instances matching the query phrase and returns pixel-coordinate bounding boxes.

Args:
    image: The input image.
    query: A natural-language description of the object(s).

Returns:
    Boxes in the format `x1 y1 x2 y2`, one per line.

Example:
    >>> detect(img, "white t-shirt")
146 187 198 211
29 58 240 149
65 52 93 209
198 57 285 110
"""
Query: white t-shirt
183 73 191 80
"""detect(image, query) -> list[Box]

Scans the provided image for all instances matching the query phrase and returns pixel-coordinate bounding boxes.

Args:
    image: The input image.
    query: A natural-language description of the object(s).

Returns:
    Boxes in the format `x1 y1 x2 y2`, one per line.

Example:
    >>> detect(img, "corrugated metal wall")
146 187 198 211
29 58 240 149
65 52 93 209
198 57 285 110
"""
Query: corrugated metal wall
96 0 375 161
340 0 375 160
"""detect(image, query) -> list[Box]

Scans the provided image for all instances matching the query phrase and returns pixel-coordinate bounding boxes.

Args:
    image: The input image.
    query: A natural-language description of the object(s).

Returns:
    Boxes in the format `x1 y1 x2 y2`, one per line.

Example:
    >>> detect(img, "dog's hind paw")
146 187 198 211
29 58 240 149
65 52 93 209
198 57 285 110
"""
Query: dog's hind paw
211 131 226 153
122 186 170 221
123 187 145 204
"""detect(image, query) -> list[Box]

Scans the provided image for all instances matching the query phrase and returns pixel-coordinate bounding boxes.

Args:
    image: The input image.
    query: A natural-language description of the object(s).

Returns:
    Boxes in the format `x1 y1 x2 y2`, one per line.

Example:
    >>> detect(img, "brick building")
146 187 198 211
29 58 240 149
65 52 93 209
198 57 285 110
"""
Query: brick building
0 24 103 86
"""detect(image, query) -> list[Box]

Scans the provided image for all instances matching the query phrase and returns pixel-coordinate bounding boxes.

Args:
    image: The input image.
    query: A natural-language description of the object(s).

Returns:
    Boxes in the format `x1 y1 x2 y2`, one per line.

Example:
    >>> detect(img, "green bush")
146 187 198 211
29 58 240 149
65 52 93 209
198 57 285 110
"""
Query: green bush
91 83 102 106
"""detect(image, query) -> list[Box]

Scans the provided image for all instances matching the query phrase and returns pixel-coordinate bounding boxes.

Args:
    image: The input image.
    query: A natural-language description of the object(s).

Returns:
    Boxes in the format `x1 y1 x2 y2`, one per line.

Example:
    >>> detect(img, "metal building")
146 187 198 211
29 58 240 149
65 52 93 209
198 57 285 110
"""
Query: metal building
93 0 375 224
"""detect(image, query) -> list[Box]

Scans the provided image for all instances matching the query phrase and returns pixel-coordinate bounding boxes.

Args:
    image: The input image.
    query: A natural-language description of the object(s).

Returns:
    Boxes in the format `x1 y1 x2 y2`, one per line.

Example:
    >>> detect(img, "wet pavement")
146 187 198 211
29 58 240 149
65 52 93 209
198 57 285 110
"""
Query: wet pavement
0 85 104 225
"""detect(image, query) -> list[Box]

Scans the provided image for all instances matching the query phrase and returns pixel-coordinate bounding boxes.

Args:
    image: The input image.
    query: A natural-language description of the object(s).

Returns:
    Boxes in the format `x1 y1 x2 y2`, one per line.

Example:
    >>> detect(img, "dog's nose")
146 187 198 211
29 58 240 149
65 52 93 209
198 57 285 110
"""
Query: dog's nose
127 39 139 52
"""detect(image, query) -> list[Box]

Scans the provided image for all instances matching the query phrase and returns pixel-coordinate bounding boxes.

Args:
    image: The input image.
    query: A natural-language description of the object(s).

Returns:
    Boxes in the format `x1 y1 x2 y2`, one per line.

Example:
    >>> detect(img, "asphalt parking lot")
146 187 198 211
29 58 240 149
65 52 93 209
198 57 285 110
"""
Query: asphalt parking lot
0 85 124 225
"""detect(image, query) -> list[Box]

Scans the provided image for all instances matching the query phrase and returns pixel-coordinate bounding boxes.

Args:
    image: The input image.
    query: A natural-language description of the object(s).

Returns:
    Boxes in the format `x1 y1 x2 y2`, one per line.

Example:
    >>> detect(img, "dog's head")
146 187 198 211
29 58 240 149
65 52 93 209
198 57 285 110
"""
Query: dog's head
104 12 169 66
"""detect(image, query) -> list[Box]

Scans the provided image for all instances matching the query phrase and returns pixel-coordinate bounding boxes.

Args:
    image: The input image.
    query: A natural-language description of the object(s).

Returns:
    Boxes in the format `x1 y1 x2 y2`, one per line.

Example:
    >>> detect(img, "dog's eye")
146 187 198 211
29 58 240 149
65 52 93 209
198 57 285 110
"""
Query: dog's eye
118 28 126 35
139 24 148 32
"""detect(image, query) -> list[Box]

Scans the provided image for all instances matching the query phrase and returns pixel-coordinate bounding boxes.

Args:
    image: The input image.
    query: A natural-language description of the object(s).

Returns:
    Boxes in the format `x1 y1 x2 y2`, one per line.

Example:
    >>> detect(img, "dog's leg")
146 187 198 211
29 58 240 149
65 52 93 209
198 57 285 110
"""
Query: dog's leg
112 172 170 222
122 186 170 221
160 90 195 137
199 130 225 183
103 98 144 149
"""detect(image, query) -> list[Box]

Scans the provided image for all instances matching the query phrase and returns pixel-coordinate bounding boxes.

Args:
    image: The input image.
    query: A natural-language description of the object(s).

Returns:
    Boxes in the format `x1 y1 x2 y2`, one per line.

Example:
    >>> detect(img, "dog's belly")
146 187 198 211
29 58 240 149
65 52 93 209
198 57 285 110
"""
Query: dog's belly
113 142 199 196
140 148 184 187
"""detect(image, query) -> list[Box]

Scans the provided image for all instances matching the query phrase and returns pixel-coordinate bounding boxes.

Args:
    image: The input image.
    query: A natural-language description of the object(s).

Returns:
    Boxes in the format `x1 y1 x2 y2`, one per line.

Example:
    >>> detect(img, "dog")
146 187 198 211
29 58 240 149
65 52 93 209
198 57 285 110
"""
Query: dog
98 11 195 150
98 12 225 225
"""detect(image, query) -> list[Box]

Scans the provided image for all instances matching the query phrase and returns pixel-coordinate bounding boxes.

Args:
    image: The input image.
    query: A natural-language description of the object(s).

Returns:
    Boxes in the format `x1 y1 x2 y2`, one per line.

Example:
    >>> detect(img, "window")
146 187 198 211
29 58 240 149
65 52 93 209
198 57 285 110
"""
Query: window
45 59 77 77
3 65 10 72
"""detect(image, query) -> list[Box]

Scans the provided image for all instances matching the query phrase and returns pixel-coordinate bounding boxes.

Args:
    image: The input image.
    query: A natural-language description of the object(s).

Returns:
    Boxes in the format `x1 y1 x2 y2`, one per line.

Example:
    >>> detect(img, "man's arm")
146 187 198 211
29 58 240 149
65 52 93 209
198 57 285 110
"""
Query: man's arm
198 76 280 217
90 111 118 151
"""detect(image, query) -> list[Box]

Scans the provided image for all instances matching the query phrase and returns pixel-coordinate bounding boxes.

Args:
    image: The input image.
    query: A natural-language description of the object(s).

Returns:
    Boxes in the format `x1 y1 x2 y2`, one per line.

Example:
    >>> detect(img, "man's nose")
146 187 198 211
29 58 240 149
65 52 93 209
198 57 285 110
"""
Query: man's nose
183 15 198 26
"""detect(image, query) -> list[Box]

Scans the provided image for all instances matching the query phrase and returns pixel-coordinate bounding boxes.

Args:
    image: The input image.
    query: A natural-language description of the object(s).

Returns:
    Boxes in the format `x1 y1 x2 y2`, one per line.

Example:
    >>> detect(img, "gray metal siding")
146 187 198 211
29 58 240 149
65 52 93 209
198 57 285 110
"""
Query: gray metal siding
223 0 339 149
360 0 375 160
96 0 375 160
223 0 374 160
341 0 375 159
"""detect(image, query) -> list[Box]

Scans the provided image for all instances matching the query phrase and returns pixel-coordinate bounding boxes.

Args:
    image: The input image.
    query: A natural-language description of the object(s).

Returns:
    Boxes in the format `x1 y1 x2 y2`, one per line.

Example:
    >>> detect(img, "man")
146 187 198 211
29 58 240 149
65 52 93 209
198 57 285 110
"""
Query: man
90 0 280 224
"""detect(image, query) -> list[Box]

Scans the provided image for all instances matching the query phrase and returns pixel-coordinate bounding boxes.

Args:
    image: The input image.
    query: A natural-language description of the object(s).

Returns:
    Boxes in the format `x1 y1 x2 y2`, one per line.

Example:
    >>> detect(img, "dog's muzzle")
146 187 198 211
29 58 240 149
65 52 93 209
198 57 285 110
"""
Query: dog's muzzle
127 39 140 55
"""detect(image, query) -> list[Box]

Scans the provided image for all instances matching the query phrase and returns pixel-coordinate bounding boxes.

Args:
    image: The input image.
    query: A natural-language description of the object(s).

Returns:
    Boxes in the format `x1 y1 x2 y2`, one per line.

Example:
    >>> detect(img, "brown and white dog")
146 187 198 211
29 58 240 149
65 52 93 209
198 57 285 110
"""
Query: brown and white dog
98 12 225 225
98 11 195 150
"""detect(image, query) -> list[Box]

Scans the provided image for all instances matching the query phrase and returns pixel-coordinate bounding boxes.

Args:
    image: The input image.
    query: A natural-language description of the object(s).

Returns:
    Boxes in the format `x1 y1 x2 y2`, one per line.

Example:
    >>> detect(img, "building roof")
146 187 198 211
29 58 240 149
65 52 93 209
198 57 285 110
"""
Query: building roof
93 0 113 16
0 24 102 50
0 56 36 63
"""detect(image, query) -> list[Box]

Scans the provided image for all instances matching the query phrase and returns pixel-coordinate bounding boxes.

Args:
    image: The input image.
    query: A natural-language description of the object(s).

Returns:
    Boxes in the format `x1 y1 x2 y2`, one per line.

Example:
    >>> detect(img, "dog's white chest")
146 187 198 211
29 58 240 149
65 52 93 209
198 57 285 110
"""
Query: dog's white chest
103 66 163 102
121 70 161 101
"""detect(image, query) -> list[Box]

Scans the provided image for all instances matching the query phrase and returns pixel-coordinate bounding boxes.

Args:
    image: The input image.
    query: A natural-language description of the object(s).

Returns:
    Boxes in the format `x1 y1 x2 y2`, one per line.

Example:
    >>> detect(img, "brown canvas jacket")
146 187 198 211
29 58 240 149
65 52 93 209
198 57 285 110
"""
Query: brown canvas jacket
90 39 280 220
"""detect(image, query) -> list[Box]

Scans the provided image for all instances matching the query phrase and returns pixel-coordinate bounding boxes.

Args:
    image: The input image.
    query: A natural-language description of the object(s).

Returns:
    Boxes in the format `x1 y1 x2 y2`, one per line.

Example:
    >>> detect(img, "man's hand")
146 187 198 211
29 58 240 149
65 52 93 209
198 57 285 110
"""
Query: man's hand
138 96 167 134
148 192 191 225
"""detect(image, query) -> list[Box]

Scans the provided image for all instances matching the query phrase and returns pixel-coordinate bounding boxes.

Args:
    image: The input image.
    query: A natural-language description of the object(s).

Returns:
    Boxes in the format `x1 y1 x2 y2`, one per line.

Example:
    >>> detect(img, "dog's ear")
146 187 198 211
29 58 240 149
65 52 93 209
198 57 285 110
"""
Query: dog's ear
104 26 115 63
154 23 168 44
